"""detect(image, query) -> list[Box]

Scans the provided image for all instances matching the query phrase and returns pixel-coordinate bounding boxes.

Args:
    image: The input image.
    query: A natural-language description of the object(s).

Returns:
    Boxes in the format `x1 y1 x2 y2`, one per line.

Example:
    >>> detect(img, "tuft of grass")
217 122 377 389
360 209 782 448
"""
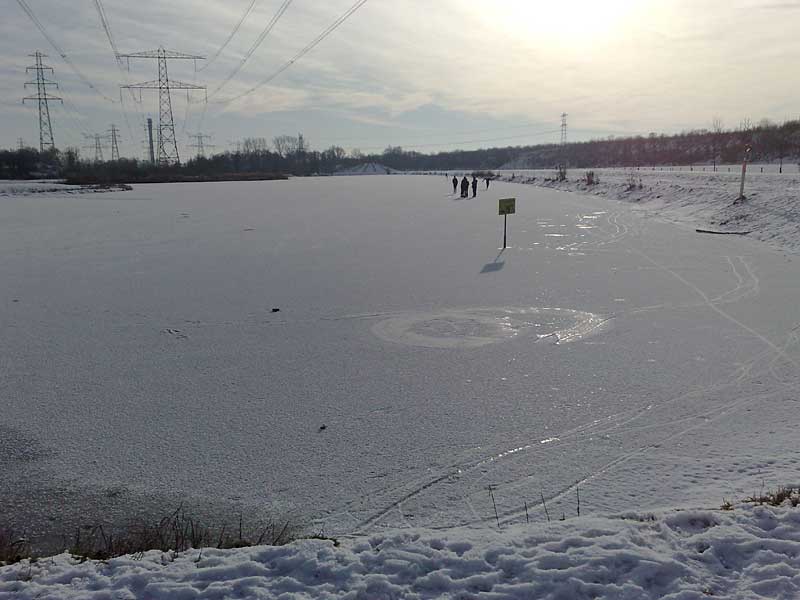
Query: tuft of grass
745 487 800 507
67 505 299 561
0 528 32 566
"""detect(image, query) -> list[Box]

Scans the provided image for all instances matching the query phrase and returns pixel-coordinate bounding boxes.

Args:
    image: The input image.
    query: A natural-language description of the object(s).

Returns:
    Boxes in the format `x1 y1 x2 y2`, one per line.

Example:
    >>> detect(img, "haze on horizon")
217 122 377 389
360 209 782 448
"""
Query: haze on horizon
1 0 798 159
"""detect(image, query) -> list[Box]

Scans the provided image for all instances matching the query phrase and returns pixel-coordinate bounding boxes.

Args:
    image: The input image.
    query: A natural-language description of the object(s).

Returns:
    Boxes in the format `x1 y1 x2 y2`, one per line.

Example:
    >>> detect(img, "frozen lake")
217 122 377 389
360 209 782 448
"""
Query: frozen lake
2 175 800 540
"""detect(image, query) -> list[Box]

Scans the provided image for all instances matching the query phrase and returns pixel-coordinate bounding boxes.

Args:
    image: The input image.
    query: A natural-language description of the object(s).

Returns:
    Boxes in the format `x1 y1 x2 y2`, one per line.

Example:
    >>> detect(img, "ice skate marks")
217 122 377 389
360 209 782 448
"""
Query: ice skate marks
371 307 608 349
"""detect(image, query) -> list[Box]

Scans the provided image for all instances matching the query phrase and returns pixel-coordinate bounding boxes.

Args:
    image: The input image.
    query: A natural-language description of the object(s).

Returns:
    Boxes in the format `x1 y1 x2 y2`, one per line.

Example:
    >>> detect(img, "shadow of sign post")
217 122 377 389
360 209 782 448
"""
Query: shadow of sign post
481 248 506 273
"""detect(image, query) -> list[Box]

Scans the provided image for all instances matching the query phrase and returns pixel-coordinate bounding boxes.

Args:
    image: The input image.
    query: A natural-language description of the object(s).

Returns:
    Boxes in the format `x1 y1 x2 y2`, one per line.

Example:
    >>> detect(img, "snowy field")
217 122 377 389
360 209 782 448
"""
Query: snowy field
492 167 800 252
3 174 800 597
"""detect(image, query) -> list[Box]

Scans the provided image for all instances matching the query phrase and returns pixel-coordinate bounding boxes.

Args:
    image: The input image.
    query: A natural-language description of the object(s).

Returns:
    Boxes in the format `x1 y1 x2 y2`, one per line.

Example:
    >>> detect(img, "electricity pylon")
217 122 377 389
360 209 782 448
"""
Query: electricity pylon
108 124 121 161
560 113 568 146
84 134 105 163
188 132 214 158
23 51 62 152
119 48 206 166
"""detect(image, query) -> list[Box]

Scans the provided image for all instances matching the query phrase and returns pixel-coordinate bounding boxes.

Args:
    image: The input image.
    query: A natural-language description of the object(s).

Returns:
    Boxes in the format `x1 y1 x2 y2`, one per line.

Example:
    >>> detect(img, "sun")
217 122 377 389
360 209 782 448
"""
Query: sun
492 0 638 44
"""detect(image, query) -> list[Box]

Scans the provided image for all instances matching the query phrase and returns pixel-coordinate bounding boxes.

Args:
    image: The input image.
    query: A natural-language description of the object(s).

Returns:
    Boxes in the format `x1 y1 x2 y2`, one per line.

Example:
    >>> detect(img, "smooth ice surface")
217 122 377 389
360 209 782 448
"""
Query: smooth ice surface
2 175 800 542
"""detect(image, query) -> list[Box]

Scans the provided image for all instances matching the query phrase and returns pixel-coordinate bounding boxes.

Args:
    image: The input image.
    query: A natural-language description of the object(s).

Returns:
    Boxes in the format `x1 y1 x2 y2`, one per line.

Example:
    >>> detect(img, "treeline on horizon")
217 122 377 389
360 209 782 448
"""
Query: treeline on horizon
3 118 800 181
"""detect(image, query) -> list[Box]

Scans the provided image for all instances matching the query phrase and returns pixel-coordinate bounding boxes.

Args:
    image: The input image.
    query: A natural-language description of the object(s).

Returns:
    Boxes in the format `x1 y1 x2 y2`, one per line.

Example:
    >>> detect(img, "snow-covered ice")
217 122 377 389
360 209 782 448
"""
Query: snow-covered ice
2 173 800 596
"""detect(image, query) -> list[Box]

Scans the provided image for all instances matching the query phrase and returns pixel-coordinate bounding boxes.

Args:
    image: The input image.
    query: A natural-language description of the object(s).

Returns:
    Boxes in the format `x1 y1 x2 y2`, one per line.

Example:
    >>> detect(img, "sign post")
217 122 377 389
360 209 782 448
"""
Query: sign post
498 198 516 249
738 144 752 200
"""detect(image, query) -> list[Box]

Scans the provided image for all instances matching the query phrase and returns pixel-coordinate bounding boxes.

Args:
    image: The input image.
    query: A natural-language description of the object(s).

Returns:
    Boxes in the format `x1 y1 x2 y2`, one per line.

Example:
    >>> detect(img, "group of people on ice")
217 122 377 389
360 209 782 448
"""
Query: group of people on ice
450 174 491 198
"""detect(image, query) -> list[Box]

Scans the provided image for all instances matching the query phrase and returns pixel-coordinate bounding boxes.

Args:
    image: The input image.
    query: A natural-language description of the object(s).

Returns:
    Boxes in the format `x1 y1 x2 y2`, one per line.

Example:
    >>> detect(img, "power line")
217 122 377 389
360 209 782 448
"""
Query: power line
201 0 261 70
15 0 117 103
93 0 121 63
208 0 293 99
93 0 148 152
213 0 368 104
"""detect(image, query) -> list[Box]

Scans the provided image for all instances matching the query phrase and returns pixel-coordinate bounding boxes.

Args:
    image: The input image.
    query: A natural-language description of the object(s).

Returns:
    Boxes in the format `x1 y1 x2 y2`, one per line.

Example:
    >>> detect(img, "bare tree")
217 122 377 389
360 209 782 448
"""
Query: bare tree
273 135 299 158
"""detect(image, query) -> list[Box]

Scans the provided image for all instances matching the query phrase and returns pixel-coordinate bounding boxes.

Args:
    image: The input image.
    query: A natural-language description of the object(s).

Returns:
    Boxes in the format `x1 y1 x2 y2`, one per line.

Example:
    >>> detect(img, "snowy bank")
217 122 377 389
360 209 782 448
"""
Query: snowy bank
494 168 800 253
0 180 130 196
334 163 399 175
3 504 800 599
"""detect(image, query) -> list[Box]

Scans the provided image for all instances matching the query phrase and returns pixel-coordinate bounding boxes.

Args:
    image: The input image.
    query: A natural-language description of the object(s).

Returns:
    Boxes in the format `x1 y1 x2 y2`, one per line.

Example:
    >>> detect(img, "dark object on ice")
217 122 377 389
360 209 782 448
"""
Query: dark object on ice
452 176 458 193
471 176 478 198
319 424 327 431
271 308 280 313
12 299 19 303
485 178 490 189
696 228 751 235
460 176 469 198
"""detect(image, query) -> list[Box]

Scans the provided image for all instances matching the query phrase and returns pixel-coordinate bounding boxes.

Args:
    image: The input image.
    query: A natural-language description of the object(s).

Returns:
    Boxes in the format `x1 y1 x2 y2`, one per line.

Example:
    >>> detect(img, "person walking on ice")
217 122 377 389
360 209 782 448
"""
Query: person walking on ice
460 176 469 198
471 175 478 198
485 177 490 189
452 175 458 194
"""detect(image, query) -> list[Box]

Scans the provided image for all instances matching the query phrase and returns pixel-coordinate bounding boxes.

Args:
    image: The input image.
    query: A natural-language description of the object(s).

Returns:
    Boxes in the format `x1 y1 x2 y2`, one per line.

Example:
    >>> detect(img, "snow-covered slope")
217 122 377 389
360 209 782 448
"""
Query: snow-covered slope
334 162 399 175
493 167 800 252
3 504 800 599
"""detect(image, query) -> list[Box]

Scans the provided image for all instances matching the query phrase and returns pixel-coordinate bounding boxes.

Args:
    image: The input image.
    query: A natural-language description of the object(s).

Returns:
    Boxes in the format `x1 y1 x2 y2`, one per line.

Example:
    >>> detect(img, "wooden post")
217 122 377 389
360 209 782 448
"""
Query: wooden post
739 145 752 200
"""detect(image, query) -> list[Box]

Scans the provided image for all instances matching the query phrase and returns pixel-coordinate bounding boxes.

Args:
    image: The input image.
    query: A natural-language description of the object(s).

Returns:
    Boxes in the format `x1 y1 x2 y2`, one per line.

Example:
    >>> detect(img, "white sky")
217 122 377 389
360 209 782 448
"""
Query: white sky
1 0 799 159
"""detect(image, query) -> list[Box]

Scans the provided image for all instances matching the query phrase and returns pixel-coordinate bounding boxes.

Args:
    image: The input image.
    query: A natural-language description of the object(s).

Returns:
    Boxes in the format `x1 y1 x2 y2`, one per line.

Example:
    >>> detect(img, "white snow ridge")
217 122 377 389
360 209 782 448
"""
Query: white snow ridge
3 504 800 599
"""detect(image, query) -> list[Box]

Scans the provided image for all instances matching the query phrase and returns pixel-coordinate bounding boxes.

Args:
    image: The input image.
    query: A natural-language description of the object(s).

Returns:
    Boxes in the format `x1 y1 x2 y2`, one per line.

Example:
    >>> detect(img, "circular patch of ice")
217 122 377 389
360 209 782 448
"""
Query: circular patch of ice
372 307 608 349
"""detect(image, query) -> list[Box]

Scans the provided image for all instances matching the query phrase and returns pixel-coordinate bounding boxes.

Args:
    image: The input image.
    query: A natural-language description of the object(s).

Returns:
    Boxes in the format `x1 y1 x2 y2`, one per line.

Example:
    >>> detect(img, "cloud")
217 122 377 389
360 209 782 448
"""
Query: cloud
2 0 799 153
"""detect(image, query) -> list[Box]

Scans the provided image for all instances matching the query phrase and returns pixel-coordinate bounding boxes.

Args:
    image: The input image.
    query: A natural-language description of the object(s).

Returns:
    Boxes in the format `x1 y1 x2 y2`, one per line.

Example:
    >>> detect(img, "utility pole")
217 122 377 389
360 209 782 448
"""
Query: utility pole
23 51 62 152
108 124 121 161
188 132 214 158
119 48 206 166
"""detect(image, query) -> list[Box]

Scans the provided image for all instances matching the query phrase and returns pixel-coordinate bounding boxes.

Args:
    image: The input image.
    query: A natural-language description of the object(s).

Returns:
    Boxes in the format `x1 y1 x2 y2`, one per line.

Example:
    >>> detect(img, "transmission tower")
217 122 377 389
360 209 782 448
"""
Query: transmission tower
188 132 215 158
108 124 121 161
17 138 25 150
119 48 206 166
23 51 62 152
84 134 106 162
560 113 568 146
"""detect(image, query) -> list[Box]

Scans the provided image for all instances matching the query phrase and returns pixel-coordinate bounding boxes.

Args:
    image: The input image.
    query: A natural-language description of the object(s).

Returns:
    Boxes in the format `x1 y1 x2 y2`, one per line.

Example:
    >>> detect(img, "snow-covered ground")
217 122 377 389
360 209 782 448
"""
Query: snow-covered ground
4 504 800 599
0 180 130 196
2 174 800 597
493 167 800 252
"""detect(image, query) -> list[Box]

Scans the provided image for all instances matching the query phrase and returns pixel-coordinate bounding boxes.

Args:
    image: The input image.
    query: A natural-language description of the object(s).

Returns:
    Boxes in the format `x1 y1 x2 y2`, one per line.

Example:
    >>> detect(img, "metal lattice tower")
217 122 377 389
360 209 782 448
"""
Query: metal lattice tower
17 138 25 150
560 113 568 146
84 134 105 162
108 124 121 161
23 52 62 152
119 48 206 166
188 132 215 158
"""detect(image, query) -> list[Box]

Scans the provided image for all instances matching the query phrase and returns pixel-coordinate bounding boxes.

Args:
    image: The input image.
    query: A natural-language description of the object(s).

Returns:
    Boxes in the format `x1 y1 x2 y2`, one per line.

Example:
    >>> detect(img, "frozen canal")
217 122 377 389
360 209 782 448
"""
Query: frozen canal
2 175 800 540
